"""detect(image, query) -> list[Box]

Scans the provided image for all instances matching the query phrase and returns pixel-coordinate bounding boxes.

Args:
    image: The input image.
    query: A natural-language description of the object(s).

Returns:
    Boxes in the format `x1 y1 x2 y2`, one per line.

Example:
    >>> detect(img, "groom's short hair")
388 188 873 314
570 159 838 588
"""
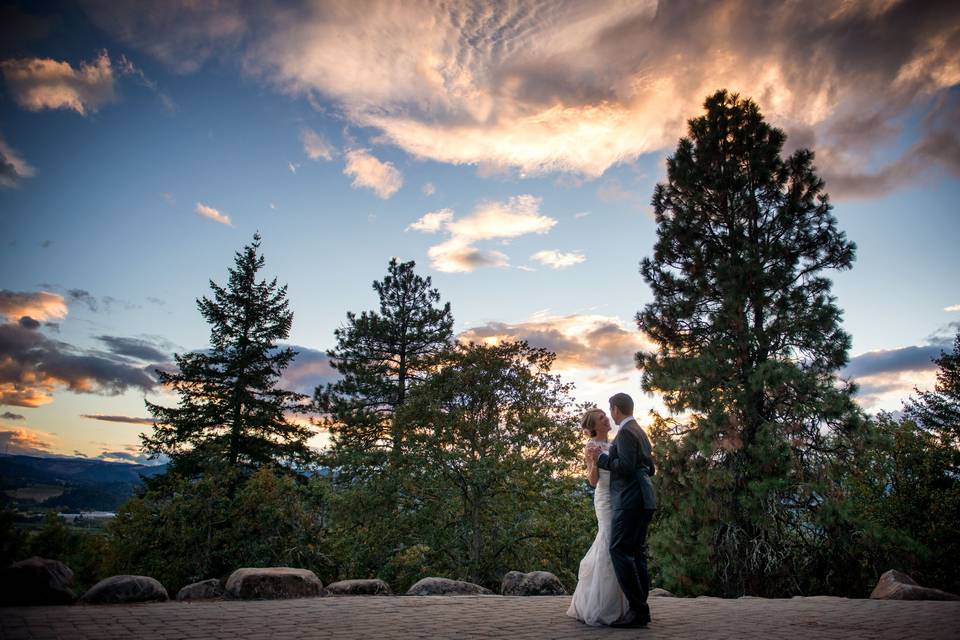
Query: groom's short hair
609 392 634 415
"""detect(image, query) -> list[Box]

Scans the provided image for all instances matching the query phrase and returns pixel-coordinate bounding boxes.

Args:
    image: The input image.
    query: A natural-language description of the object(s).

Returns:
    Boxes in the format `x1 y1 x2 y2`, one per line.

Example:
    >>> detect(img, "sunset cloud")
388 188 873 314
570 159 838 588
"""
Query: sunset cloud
0 50 116 115
531 250 585 269
409 195 557 273
301 127 335 161
0 290 68 323
0 319 160 407
0 135 36 188
194 202 232 226
342 149 403 199
81 414 155 425
0 426 58 456
843 336 953 411
81 1 960 196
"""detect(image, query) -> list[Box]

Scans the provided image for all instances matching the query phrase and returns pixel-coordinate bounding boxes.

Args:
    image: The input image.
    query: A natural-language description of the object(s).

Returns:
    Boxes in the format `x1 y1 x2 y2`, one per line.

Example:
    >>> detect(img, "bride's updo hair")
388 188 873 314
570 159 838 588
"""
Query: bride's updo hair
580 408 605 434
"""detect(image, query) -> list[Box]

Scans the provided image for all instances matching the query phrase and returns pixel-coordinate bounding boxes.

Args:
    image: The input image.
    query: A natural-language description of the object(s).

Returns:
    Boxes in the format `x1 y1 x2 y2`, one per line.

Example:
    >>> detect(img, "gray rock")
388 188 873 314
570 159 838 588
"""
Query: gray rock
81 575 168 604
870 570 960 601
649 588 674 597
326 579 393 596
406 577 492 596
176 578 225 601
500 571 566 596
0 556 76 606
225 567 325 600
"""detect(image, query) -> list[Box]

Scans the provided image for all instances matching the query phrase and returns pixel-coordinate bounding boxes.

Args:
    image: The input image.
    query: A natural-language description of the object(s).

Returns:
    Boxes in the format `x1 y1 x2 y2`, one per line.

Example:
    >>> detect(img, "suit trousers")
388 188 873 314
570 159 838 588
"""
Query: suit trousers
609 507 655 618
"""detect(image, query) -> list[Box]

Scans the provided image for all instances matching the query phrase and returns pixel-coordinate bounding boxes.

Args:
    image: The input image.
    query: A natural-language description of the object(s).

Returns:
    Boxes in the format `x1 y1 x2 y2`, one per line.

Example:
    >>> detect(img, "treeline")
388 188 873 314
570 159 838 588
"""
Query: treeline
3 90 957 599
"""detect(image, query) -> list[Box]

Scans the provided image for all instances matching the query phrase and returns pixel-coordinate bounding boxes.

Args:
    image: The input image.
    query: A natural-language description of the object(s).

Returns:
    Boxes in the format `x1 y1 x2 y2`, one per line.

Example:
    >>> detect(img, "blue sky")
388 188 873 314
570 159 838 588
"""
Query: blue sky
1 0 958 462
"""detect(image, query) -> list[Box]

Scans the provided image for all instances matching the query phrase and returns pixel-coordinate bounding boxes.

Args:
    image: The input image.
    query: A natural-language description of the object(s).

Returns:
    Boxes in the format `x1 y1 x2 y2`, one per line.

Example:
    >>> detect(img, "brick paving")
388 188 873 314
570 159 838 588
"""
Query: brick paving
2 595 959 639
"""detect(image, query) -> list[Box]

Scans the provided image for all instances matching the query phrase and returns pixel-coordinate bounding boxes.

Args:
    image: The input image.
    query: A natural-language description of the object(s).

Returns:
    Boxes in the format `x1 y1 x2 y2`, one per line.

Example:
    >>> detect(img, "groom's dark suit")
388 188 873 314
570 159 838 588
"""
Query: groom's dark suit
597 417 656 623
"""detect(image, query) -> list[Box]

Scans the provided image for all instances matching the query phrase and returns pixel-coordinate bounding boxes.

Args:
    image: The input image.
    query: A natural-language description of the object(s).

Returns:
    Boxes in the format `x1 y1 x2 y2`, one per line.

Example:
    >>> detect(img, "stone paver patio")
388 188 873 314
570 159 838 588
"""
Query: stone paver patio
2 595 959 639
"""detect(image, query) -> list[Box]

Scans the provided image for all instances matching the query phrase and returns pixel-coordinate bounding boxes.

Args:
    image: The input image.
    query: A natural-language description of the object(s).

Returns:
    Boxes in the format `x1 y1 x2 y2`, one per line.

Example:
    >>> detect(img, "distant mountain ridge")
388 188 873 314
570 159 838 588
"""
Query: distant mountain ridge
0 453 168 511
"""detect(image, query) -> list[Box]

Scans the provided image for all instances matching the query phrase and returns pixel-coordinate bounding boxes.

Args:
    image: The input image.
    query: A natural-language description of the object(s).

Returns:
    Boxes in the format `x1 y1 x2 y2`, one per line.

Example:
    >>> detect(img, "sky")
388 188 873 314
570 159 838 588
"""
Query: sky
1 0 958 464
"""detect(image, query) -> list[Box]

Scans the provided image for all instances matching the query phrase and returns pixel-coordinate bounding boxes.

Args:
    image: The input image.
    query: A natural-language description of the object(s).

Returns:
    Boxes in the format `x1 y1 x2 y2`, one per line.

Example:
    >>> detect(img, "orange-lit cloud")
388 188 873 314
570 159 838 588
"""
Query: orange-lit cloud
0 425 59 456
0 135 36 188
0 51 116 115
530 250 585 270
81 414 156 425
194 202 233 226
82 1 960 196
0 290 68 323
301 127 335 161
343 148 403 199
410 195 557 272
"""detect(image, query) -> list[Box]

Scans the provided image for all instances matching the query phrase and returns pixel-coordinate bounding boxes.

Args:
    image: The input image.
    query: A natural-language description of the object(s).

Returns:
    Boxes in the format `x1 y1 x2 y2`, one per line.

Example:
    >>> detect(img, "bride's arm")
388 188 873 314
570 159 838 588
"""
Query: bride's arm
584 447 599 487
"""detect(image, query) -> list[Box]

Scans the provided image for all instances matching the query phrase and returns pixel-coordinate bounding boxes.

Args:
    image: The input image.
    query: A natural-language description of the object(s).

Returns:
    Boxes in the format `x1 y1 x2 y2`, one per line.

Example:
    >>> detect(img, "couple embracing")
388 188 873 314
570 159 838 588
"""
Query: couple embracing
566 393 656 629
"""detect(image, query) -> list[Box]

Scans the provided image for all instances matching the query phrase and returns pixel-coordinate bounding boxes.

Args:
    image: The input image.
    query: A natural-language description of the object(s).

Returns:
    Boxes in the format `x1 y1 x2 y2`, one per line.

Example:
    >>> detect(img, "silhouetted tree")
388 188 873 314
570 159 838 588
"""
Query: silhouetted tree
906 329 960 450
638 90 863 596
316 258 453 458
143 232 313 475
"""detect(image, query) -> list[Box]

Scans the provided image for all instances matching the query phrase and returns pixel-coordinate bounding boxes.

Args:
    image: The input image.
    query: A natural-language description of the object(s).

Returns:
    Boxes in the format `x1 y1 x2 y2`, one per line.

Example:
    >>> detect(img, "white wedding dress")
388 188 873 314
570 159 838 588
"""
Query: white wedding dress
566 441 629 626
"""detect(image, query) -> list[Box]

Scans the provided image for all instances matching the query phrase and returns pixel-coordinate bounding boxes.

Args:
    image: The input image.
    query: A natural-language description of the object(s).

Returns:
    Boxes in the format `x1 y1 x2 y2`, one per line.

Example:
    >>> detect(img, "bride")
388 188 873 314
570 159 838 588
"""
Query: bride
566 408 629 625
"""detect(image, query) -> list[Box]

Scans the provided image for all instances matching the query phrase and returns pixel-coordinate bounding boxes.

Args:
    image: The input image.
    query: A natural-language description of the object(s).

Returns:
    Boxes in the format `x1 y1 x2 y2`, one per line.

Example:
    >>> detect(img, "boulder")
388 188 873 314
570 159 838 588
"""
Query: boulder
500 571 566 596
870 570 960 601
649 588 675 597
81 575 168 604
326 579 392 596
225 567 325 600
0 556 76 606
406 577 492 596
176 578 225 601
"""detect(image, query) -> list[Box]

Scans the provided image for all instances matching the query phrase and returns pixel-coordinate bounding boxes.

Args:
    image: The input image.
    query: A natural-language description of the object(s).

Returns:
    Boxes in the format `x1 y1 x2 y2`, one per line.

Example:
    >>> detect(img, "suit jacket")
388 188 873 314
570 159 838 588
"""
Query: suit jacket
597 417 657 511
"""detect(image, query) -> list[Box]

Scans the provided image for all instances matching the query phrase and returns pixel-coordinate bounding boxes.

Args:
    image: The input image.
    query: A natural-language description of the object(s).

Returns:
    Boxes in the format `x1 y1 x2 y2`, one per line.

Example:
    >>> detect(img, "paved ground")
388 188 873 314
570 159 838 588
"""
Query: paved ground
2 595 959 640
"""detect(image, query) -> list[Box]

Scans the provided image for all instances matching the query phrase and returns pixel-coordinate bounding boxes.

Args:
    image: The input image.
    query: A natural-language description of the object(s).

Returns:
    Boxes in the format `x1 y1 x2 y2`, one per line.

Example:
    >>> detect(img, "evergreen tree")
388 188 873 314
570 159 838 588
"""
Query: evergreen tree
638 90 862 596
906 329 960 451
143 232 313 475
316 258 453 457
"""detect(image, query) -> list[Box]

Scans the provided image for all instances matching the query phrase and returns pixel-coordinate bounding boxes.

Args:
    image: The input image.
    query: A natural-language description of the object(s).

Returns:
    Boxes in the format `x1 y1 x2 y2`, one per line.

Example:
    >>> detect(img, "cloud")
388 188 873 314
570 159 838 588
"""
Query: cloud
301 127 335 160
277 345 338 395
94 335 173 362
0 50 116 115
409 195 557 273
96 445 165 466
343 148 403 199
0 135 36 188
407 208 453 233
945 304 960 312
0 290 68 323
82 414 155 425
422 182 436 196
80 0 247 75
530 250 585 269
1 411 24 420
843 335 953 411
82 0 960 195
0 426 58 456
194 202 233 226
288 161 299 174
459 313 655 373
0 319 159 407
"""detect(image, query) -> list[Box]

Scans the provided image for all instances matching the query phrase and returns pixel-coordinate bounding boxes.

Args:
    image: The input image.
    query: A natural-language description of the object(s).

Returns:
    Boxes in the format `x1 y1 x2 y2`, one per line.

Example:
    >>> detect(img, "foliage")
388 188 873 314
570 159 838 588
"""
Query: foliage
316 258 454 588
107 465 330 594
396 340 588 590
23 513 112 593
638 90 864 596
845 332 960 594
143 232 314 475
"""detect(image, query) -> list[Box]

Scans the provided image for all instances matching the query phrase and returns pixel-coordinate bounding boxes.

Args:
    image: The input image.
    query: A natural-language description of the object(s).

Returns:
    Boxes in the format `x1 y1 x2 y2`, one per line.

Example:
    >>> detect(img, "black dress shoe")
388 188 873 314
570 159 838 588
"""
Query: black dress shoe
610 609 650 628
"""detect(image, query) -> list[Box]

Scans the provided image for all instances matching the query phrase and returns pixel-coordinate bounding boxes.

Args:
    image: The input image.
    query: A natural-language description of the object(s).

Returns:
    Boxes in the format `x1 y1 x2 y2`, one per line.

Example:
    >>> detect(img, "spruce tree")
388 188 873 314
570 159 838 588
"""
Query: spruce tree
638 90 862 596
142 232 313 475
316 258 453 457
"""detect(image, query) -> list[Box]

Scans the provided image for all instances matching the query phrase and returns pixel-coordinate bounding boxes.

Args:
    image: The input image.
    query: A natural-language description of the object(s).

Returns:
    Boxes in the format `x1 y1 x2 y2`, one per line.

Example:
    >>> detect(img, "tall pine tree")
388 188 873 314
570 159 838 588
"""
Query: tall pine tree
638 90 863 596
316 258 453 457
143 232 313 475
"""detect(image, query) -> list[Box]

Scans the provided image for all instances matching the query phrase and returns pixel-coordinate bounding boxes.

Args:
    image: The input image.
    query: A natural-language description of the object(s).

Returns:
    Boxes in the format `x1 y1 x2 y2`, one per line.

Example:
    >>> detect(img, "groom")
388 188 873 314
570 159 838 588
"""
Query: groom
588 392 656 628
